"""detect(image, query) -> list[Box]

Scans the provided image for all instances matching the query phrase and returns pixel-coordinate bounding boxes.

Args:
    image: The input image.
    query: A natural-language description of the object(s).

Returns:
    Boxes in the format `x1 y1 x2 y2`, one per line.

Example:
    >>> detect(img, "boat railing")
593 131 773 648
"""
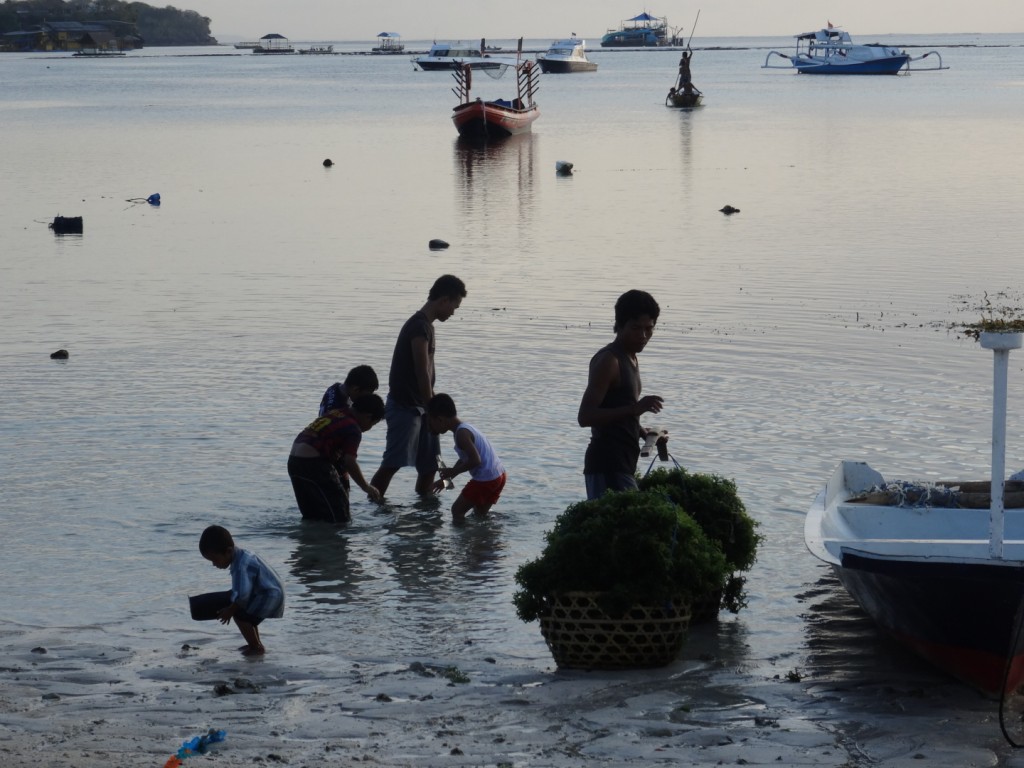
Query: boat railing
906 50 949 71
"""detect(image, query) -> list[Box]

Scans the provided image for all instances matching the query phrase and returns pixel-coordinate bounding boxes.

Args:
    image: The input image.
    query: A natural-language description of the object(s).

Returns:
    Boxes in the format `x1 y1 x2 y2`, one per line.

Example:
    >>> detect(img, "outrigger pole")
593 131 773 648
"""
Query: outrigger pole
686 9 701 49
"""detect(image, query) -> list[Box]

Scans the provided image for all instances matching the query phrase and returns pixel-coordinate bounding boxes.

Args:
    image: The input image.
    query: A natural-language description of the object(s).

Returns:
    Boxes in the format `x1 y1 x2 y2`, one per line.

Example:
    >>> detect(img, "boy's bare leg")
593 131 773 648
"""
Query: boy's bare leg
451 494 473 523
235 619 265 656
415 470 437 496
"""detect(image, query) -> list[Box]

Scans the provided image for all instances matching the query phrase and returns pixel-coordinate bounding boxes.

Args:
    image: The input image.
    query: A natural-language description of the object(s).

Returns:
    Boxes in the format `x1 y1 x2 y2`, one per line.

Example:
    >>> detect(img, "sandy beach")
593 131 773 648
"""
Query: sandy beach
4 610 1024 768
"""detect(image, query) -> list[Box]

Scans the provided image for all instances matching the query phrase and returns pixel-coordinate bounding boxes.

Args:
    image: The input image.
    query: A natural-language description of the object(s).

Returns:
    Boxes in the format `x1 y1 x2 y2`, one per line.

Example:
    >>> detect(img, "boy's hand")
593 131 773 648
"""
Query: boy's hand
365 485 382 503
431 479 446 494
217 604 236 625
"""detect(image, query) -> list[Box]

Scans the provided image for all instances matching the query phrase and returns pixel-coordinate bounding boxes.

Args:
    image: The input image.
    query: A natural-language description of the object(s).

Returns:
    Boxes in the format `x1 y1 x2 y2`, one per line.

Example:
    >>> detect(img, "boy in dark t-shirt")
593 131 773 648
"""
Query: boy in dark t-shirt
370 275 467 498
288 394 385 524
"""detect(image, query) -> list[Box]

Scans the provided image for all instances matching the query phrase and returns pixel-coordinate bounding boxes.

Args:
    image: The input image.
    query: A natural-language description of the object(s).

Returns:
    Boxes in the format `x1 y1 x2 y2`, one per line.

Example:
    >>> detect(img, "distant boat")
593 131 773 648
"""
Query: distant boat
451 40 540 141
762 26 948 74
298 45 334 55
233 41 259 50
413 39 514 71
600 11 675 48
252 33 295 55
536 35 597 73
372 32 404 54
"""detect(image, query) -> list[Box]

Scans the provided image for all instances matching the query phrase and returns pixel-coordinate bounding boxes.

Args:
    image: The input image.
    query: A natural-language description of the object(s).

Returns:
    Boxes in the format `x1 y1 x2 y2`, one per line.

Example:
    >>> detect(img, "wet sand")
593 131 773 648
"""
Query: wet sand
4 606 1024 768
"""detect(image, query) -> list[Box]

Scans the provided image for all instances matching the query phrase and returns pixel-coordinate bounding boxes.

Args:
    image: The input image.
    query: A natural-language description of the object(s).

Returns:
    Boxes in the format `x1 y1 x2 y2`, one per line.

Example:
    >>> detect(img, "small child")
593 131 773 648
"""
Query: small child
427 393 507 522
196 525 284 656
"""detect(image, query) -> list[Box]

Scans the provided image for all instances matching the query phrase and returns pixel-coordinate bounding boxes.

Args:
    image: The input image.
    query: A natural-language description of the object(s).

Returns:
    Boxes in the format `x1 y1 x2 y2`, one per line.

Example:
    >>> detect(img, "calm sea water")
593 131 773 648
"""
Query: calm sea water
2 35 1024 681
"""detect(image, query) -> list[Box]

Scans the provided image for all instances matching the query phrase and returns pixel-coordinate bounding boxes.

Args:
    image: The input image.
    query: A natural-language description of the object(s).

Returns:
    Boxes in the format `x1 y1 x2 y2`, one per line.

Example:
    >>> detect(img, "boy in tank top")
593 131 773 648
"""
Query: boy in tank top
578 289 666 500
427 393 507 522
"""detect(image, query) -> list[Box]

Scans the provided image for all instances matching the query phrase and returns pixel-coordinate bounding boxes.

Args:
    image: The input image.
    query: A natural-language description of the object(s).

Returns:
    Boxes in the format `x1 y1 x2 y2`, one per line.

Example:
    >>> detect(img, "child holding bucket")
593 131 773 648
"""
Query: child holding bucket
192 525 284 656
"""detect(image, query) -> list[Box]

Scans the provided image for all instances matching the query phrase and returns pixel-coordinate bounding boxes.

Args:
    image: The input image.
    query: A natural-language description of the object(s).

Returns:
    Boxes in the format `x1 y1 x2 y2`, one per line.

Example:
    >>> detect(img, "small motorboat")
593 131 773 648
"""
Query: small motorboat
536 35 597 73
450 39 539 141
763 25 947 74
298 45 334 55
413 39 513 71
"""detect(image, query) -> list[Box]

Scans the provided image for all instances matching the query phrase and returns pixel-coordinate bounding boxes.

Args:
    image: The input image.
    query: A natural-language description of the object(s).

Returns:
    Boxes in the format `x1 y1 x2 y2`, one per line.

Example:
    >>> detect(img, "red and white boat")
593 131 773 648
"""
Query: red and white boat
450 39 539 141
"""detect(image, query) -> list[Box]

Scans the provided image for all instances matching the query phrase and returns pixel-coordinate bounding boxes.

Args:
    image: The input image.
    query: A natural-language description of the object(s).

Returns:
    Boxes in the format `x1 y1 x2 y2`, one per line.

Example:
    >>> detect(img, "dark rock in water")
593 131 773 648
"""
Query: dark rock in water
50 216 83 234
323 158 334 167
50 349 69 360
555 160 574 176
429 239 450 251
31 646 47 654
719 205 740 215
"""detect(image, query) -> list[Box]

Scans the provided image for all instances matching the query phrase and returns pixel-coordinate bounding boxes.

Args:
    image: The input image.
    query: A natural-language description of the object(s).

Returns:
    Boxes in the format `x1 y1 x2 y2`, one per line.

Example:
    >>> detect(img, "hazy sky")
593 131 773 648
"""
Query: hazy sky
189 0 1023 42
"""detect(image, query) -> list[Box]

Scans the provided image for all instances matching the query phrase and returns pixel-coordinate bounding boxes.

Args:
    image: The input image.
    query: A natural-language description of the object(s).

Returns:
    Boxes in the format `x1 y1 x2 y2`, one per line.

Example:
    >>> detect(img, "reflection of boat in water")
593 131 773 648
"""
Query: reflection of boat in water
252 33 295 54
536 35 597 73
601 11 675 48
412 39 513 71
451 40 539 141
372 32 404 54
762 25 947 74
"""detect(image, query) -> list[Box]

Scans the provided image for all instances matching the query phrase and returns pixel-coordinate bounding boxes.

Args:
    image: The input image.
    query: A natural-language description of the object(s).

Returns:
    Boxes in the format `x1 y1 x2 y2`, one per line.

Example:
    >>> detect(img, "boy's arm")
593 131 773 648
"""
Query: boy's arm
442 430 481 479
410 335 433 406
578 350 663 427
343 453 381 502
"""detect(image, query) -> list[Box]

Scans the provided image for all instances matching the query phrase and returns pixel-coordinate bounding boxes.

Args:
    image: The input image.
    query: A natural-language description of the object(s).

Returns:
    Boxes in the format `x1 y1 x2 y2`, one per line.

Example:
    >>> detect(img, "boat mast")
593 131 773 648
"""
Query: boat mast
980 330 1023 558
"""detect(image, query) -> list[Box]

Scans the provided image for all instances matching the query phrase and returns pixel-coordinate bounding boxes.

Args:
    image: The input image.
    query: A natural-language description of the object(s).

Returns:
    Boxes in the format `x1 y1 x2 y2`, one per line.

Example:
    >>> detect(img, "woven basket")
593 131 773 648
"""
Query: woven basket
538 591 692 670
689 588 723 624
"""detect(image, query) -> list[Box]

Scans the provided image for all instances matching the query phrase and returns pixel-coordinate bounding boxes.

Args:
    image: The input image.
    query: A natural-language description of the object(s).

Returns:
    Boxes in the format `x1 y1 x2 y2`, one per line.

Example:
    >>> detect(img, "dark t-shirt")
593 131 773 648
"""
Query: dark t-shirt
293 408 363 471
583 343 642 475
388 311 435 408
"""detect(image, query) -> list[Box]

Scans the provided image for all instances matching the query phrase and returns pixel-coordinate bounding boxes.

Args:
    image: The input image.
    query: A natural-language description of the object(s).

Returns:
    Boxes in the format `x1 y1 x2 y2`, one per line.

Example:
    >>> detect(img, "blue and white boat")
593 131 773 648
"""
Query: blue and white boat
600 11 674 48
763 26 946 75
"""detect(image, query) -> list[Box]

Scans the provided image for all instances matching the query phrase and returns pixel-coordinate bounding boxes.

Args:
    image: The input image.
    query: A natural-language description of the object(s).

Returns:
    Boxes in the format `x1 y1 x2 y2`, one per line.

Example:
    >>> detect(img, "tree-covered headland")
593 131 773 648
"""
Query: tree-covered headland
0 0 217 47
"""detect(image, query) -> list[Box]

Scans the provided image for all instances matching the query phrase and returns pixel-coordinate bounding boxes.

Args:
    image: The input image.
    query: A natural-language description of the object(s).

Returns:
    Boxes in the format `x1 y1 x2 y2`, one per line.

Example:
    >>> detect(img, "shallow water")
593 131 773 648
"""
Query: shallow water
2 36 1024 691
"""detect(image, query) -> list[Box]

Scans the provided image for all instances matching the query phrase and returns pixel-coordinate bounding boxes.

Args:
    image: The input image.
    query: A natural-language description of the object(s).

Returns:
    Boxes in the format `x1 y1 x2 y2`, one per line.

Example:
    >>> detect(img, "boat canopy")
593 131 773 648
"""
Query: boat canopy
629 12 660 22
377 32 400 38
796 28 852 42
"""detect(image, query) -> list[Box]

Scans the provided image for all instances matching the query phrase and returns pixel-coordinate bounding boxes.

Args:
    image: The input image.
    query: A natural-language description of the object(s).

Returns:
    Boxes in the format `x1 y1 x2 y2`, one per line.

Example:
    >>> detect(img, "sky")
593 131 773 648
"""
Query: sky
187 0 1024 42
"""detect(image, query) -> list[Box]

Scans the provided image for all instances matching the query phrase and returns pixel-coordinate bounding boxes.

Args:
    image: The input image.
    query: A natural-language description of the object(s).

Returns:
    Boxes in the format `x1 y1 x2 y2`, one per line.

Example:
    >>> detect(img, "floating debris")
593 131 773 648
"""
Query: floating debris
50 349 69 360
555 160 574 176
323 158 334 167
719 205 740 215
429 239 449 251
50 216 83 234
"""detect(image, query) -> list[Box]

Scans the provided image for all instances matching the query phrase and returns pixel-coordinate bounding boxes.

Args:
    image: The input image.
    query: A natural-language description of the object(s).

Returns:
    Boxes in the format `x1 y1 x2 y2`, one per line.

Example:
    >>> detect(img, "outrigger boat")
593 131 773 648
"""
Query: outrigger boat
763 25 947 74
451 38 539 141
806 332 1024 705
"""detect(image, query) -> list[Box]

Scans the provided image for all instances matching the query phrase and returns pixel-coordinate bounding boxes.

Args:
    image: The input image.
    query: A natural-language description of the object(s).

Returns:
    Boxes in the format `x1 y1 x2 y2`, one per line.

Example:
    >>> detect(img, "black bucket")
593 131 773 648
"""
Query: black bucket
189 591 232 621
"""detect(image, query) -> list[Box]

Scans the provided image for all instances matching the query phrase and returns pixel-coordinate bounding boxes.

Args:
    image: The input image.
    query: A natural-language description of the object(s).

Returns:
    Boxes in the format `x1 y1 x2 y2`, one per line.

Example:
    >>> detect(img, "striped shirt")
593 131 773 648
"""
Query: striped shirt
230 548 285 619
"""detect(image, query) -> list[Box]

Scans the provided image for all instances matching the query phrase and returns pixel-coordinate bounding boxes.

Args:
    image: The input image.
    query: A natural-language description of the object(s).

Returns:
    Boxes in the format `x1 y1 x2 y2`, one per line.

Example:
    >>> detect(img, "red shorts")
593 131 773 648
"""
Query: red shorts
462 473 506 507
